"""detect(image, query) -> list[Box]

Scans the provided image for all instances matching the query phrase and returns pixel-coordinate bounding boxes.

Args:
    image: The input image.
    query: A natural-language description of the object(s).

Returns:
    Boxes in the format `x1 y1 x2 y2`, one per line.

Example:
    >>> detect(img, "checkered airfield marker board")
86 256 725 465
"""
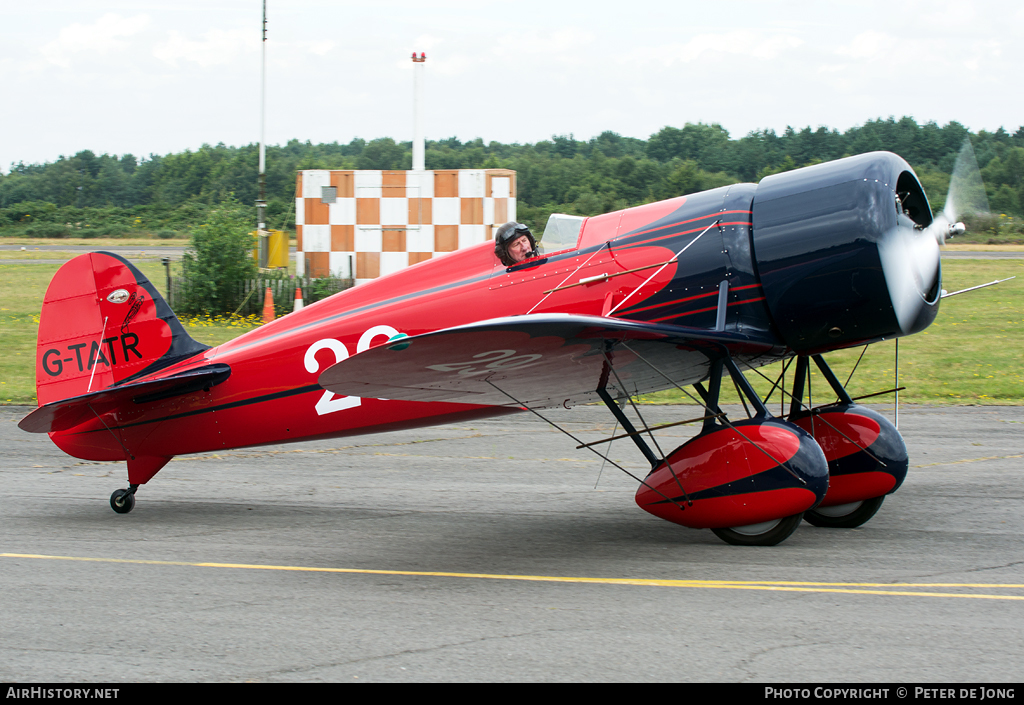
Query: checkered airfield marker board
296 169 517 284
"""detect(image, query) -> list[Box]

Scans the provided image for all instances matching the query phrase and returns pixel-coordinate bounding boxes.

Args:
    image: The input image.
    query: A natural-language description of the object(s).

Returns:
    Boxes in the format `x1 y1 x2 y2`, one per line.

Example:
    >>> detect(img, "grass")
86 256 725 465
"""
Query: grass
943 243 1024 251
174 313 265 347
1 236 190 247
643 258 1024 406
0 250 174 261
1 257 1021 407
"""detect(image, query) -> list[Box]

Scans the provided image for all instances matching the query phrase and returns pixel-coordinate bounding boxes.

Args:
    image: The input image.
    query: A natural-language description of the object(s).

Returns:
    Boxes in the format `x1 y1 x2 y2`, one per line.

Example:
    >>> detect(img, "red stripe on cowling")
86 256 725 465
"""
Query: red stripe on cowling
647 296 766 323
622 283 763 316
627 219 751 249
623 210 753 242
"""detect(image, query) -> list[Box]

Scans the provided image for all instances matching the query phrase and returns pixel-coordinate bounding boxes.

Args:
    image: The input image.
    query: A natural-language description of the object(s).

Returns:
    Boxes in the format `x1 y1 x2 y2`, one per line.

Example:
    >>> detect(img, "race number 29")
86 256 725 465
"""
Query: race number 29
303 326 399 415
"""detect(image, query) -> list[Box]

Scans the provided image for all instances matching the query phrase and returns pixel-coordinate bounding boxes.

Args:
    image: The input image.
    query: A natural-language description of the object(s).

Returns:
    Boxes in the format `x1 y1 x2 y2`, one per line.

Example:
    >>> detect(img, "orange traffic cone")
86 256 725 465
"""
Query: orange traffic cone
293 287 304 312
262 286 274 323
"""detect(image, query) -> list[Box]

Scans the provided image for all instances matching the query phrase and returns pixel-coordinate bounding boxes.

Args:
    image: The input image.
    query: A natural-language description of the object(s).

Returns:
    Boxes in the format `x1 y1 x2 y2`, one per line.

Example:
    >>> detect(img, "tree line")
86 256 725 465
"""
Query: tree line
2 117 1023 240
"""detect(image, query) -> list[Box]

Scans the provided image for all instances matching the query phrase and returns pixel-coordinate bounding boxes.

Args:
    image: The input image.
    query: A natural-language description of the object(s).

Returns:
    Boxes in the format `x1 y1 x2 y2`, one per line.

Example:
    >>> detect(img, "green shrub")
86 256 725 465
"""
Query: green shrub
26 223 71 238
957 212 1024 244
92 223 125 238
178 199 257 315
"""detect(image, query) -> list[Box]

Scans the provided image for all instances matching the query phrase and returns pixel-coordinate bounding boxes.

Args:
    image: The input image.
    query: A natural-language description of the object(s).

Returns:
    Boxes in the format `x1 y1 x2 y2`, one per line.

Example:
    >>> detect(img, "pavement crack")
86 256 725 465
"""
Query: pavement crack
258 629 556 678
736 640 821 682
963 560 1024 574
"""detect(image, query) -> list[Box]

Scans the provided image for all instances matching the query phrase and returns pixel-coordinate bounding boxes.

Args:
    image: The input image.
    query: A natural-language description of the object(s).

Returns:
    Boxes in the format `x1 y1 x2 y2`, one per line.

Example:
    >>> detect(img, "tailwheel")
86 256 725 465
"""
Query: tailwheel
711 513 804 546
805 496 884 528
110 487 137 514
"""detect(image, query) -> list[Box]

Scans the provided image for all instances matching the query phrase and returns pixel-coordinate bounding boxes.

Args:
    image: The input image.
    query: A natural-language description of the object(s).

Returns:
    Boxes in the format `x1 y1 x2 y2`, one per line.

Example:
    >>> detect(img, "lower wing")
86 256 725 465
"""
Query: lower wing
318 314 784 409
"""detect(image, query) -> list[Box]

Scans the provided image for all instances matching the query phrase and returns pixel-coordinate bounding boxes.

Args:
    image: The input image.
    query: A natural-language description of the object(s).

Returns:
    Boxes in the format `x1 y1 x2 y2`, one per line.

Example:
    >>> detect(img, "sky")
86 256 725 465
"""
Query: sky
2 0 1022 171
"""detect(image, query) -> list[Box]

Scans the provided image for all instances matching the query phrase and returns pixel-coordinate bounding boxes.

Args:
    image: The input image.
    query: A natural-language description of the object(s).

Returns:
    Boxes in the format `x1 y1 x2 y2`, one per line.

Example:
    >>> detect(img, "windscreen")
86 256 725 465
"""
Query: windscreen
538 214 585 253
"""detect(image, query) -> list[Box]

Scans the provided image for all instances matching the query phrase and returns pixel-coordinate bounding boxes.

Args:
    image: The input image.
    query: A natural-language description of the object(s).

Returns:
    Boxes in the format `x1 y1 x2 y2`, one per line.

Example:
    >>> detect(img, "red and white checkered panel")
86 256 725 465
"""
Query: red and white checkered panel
296 169 517 284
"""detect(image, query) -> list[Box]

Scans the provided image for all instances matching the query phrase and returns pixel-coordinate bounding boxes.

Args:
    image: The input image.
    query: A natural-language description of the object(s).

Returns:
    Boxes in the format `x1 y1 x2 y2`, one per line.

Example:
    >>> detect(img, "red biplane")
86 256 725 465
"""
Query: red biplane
21 151 958 545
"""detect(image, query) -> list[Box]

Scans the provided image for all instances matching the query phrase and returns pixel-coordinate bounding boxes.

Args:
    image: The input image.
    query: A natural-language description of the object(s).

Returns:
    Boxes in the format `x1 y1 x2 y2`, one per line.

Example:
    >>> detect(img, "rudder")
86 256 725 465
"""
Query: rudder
36 251 209 406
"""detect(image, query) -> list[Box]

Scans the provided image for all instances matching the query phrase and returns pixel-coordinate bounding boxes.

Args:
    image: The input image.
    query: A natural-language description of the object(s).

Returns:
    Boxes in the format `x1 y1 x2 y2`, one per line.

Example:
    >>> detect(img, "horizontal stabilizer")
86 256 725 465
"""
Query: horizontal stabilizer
319 314 781 410
19 364 231 434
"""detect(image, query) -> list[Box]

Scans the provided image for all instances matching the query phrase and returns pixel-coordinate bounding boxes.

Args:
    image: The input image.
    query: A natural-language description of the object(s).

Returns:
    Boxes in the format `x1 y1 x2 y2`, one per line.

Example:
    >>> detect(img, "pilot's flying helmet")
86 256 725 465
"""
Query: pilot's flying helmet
494 222 537 265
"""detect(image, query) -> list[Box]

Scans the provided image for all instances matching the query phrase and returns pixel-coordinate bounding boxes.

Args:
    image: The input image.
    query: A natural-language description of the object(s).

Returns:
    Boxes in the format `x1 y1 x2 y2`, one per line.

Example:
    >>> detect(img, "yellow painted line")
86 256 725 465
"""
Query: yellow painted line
5 553 1024 601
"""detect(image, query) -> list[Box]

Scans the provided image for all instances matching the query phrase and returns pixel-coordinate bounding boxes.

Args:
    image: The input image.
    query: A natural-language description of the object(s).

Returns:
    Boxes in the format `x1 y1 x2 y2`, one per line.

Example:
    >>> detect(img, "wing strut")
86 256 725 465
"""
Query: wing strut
620 342 808 486
758 355 795 415
576 413 725 449
747 356 888 467
598 345 670 467
527 241 610 314
598 383 693 508
598 345 698 506
597 387 660 469
812 354 854 405
483 378 691 513
608 220 719 316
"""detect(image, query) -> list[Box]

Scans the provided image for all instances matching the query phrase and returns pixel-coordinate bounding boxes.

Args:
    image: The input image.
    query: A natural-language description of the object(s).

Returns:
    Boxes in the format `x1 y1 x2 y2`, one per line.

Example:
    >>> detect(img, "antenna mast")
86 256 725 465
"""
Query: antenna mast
412 52 426 171
256 0 268 267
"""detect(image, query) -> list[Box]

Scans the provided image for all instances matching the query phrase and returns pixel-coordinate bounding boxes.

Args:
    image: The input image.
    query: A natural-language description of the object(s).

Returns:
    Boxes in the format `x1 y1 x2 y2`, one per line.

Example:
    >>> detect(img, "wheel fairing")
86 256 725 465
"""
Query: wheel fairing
791 404 908 507
635 419 828 529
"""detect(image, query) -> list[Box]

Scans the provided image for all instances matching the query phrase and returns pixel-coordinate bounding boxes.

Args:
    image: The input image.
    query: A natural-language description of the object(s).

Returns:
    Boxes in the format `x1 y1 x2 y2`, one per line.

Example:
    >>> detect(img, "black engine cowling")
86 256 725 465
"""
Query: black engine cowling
751 152 941 354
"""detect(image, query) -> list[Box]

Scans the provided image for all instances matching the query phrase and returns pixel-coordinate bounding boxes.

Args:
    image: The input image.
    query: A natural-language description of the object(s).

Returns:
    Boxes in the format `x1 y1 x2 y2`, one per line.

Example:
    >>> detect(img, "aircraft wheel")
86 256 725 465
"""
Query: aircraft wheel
804 496 884 528
711 513 804 546
110 489 135 514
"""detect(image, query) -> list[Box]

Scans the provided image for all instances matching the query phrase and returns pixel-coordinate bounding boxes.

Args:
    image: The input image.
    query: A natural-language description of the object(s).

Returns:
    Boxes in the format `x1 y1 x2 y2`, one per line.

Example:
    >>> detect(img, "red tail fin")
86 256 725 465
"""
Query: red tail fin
36 252 208 406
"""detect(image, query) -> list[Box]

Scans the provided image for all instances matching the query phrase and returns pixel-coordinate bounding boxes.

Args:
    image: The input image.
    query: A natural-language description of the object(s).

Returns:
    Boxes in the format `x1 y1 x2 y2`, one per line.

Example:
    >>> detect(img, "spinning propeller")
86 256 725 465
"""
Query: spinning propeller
935 145 1015 300
925 138 990 245
881 139 991 335
886 141 994 426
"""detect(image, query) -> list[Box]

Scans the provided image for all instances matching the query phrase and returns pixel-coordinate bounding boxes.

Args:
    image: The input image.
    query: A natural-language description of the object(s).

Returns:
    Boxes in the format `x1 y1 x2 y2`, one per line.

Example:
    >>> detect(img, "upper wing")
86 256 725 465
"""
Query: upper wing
319 314 784 409
19 364 230 433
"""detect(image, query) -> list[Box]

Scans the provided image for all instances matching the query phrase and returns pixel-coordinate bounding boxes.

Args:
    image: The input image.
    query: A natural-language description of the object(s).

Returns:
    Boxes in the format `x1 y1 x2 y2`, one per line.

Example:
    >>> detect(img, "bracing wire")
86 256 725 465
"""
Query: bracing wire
483 379 690 512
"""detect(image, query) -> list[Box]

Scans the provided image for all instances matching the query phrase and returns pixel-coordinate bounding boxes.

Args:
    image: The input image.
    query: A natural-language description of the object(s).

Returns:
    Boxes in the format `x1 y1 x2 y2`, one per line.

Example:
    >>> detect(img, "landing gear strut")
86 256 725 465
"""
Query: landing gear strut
632 354 829 547
110 485 139 514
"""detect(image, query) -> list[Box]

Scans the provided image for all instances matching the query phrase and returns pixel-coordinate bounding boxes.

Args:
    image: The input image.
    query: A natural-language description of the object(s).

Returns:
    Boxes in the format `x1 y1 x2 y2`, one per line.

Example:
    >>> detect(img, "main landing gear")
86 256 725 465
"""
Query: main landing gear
616 349 907 546
784 355 908 530
627 356 829 547
109 485 139 514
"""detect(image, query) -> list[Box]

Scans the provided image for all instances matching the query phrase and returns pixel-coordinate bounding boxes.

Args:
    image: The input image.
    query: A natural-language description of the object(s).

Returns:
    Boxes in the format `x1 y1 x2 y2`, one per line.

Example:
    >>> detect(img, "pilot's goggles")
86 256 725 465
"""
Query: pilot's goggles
498 223 531 244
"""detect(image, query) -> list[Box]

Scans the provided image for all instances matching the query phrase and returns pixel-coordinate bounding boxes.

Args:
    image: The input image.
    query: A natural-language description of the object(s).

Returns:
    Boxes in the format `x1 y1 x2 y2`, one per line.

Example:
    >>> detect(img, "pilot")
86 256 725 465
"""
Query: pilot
494 222 538 266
